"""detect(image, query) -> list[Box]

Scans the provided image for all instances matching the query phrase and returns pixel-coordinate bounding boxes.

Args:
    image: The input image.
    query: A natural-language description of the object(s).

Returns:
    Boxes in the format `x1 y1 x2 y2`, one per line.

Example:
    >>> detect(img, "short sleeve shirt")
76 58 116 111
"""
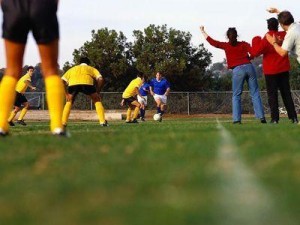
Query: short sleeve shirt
139 83 150 96
282 23 300 63
15 73 31 93
62 63 102 86
122 77 143 98
149 78 170 95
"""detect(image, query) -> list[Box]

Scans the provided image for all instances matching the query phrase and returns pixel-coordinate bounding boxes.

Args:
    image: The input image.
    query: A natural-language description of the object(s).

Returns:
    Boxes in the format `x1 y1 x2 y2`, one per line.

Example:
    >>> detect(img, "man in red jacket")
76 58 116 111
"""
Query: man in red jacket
252 17 298 124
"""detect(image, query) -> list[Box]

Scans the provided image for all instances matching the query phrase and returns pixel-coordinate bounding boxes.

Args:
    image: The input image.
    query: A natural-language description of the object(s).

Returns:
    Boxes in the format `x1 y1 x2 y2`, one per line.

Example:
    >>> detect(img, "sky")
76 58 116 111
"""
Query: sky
0 0 300 68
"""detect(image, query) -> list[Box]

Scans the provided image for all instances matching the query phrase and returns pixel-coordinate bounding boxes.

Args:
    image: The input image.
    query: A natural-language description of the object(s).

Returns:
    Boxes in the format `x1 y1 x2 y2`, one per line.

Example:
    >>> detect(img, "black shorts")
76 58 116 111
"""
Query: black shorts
68 85 97 96
123 96 137 106
1 0 59 44
14 92 28 107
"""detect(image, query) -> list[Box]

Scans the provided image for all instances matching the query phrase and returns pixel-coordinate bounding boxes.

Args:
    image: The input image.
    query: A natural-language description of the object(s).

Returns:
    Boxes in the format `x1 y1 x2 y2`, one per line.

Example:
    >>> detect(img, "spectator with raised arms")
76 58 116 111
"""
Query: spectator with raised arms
200 26 266 124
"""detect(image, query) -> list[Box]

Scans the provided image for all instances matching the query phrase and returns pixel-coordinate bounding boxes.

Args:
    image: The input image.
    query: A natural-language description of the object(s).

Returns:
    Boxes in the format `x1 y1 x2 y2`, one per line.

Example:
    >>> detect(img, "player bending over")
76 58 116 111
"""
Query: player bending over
121 72 146 123
61 57 108 127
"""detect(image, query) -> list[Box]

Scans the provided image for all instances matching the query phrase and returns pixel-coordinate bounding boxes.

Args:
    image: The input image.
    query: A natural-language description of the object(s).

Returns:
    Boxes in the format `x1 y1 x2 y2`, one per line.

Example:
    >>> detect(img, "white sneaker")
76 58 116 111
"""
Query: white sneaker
0 128 8 137
52 128 71 137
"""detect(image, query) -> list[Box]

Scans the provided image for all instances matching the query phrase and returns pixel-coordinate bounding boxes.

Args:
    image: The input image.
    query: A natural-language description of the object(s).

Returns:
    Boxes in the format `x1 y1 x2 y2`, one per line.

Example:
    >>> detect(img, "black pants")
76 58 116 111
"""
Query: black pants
265 72 297 121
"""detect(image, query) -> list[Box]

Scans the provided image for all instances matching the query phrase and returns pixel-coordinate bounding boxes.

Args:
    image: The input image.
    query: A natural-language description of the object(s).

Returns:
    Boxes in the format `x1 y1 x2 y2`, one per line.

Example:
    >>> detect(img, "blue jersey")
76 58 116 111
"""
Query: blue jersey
149 78 170 95
139 83 150 96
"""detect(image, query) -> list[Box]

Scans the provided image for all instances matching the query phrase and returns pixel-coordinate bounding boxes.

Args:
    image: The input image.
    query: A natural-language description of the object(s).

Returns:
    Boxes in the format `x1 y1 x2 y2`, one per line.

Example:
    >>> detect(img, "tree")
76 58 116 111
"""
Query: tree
131 24 212 91
64 28 133 91
289 56 300 90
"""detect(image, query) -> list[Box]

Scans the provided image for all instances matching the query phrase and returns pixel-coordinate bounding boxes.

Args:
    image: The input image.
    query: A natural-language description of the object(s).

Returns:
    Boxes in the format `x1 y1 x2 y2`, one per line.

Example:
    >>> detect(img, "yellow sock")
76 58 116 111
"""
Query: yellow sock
62 101 72 125
95 102 105 124
8 111 17 122
0 76 17 131
44 75 65 132
126 108 132 121
133 106 140 119
18 108 28 120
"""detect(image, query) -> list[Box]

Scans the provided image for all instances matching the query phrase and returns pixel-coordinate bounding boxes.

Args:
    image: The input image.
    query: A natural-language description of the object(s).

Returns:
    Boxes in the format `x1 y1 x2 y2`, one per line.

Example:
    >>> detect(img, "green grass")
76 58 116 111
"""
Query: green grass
0 118 299 225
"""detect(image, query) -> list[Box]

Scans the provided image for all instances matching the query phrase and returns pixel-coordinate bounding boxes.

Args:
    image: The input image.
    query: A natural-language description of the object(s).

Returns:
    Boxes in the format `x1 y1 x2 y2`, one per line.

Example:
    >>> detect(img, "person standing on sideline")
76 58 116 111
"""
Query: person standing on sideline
266 8 300 65
61 57 108 127
121 72 145 123
200 26 266 124
0 0 65 136
252 17 298 124
138 79 150 121
8 66 36 126
149 72 170 122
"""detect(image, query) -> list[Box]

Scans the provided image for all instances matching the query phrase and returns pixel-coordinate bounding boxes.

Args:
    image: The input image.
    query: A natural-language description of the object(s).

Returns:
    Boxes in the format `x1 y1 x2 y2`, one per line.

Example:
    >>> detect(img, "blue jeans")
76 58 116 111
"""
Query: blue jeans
232 63 265 122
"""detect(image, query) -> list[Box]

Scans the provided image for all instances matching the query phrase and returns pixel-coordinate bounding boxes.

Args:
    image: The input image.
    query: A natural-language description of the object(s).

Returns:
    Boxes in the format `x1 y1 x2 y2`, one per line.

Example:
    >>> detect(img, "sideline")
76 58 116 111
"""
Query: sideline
215 119 291 225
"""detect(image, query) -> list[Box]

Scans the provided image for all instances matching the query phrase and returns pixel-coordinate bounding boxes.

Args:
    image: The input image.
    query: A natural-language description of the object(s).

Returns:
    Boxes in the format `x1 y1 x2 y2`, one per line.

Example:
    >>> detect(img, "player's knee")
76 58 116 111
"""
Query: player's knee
24 102 30 108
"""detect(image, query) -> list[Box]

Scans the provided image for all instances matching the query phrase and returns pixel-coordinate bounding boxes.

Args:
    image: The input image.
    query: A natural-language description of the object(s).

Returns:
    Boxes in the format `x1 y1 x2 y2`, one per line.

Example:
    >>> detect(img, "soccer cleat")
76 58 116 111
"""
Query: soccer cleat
125 120 131 123
100 120 109 127
0 128 8 137
260 118 267 124
52 128 71 138
9 121 15 126
270 120 278 124
16 120 27 126
233 121 241 124
141 117 145 122
131 119 139 123
291 118 298 124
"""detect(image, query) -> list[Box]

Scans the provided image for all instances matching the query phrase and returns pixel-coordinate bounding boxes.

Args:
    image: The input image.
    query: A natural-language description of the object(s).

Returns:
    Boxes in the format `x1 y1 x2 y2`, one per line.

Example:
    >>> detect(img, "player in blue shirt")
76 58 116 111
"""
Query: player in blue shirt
149 72 171 121
138 80 150 121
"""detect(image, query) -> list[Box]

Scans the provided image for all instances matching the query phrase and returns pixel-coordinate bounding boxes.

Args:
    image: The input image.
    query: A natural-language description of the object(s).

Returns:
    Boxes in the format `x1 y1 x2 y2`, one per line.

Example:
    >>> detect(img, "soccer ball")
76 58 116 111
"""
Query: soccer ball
153 113 161 121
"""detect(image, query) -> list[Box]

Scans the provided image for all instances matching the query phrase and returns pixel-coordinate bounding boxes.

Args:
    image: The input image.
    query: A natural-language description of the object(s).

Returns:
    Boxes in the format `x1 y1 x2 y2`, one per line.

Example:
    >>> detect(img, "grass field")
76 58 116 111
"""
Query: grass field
0 117 300 225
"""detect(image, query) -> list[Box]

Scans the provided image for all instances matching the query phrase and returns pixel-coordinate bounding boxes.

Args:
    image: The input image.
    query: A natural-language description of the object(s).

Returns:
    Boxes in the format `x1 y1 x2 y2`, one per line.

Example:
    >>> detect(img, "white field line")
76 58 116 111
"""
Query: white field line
215 119 292 225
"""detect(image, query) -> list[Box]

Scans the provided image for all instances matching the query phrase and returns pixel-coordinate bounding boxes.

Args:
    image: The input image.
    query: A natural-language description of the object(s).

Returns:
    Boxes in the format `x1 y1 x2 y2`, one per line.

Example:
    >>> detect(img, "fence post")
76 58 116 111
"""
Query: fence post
187 92 190 115
42 92 45 110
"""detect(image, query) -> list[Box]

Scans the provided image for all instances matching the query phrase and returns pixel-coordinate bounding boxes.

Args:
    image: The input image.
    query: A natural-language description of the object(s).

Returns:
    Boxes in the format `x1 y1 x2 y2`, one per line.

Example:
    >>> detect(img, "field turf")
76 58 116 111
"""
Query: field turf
0 117 299 225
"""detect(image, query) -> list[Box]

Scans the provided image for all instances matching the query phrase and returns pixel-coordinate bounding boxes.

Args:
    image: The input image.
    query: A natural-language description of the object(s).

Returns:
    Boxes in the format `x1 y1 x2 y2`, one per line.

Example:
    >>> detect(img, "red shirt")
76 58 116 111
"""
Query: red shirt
206 36 252 69
251 31 290 75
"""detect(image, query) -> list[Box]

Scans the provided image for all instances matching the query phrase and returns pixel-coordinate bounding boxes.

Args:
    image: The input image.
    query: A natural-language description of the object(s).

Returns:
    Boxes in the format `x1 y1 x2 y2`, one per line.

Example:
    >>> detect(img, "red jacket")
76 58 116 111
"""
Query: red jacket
251 31 290 75
206 36 252 69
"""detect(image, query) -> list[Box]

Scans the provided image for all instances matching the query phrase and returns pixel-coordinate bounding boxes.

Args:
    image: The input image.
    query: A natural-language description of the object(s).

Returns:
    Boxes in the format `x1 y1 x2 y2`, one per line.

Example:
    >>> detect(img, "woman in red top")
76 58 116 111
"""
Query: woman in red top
200 26 265 124
252 17 298 124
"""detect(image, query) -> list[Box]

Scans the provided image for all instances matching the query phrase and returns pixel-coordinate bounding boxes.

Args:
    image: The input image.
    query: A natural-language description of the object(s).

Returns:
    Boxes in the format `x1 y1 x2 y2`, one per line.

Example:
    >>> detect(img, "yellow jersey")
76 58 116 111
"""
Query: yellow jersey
122 77 143 98
62 63 102 86
15 73 31 94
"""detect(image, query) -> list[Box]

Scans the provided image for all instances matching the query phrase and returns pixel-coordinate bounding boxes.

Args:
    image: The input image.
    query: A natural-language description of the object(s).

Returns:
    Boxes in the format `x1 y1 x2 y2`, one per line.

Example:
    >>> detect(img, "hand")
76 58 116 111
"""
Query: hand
266 33 277 45
31 87 37 91
267 7 280 14
200 26 205 32
120 99 125 107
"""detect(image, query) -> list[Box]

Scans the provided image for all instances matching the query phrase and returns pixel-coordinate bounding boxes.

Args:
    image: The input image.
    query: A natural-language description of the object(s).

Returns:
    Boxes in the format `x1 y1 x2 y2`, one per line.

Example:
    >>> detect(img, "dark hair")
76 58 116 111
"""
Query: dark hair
79 56 91 65
278 11 294 26
27 66 34 71
137 71 144 78
267 17 279 31
226 27 238 46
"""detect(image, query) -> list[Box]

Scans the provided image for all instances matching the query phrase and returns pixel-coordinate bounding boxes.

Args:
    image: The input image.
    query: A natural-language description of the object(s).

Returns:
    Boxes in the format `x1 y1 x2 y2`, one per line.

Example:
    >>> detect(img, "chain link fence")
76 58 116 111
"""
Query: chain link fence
24 91 300 115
